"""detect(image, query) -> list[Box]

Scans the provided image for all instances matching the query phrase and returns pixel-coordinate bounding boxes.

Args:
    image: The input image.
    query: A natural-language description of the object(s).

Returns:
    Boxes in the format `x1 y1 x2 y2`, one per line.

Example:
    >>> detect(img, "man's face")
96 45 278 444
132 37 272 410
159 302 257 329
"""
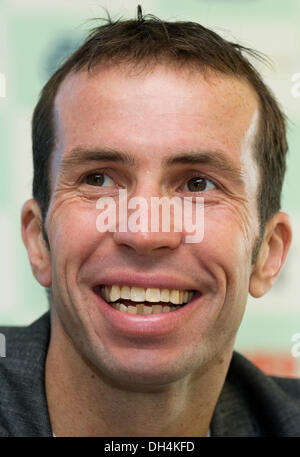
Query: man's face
44 64 260 386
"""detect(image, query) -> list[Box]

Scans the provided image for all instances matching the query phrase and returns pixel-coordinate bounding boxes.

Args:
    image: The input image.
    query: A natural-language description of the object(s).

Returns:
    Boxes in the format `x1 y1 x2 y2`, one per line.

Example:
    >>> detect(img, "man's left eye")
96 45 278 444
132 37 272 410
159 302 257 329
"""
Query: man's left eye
84 173 114 187
183 177 216 192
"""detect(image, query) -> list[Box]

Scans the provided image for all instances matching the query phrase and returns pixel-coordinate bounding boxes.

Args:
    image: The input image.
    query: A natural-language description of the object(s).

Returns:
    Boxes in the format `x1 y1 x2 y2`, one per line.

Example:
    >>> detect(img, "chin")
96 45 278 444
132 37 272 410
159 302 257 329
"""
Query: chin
89 345 210 391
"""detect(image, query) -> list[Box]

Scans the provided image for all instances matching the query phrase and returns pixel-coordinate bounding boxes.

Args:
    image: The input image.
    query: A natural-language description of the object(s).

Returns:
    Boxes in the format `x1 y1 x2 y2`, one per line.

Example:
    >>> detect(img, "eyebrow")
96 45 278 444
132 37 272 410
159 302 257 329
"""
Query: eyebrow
163 151 244 185
59 147 244 184
59 147 135 171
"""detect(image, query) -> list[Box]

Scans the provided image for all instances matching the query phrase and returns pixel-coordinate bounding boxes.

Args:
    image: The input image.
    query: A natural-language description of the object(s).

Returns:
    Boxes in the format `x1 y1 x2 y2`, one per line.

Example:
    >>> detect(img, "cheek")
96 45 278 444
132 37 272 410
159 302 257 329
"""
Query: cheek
203 201 257 259
190 202 255 295
193 205 254 320
47 197 103 270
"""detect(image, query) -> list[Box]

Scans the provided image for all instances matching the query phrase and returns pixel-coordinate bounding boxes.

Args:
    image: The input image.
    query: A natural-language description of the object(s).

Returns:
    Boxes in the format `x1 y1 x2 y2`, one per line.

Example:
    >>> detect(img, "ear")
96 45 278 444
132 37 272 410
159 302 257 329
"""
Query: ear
249 212 292 298
21 199 52 287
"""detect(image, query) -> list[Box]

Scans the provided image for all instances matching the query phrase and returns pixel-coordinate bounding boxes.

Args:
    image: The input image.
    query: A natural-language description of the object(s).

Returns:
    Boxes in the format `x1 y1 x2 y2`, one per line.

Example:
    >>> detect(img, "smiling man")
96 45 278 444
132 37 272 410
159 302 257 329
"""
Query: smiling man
1 10 300 437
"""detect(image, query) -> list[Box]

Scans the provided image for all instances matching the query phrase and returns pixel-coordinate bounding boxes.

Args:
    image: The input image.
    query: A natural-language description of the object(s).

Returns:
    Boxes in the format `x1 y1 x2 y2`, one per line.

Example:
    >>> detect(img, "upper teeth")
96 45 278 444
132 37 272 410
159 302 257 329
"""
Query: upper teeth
101 285 193 305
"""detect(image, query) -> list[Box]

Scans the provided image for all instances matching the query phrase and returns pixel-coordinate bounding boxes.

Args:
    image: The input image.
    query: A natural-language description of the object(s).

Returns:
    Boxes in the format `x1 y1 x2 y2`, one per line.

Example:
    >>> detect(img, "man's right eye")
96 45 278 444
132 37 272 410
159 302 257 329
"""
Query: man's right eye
84 173 114 187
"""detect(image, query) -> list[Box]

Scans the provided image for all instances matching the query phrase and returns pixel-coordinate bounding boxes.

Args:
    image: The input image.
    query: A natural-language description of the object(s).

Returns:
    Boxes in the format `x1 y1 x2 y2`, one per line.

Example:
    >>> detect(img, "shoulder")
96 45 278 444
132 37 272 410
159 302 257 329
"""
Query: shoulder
230 351 300 402
0 312 50 363
270 374 300 400
211 351 300 437
0 312 52 436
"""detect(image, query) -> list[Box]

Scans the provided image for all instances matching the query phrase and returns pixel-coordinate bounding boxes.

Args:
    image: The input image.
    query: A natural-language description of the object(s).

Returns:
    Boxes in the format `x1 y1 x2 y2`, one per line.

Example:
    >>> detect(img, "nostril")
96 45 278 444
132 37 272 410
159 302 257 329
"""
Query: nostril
112 229 182 255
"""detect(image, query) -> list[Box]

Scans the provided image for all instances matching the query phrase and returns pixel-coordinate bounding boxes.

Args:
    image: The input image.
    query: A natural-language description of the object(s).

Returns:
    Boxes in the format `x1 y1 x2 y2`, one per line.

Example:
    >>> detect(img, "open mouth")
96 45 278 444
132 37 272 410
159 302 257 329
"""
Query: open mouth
95 285 196 316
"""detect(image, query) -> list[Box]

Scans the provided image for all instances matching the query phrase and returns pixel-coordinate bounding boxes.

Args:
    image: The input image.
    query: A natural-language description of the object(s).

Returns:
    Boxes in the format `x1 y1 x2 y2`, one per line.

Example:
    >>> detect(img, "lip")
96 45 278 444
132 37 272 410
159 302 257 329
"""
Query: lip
92 284 202 339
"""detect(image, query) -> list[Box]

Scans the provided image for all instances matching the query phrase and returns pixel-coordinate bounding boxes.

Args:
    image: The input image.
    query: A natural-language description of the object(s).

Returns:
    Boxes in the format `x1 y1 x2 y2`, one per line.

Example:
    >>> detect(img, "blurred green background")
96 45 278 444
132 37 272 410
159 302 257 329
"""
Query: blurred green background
0 0 299 376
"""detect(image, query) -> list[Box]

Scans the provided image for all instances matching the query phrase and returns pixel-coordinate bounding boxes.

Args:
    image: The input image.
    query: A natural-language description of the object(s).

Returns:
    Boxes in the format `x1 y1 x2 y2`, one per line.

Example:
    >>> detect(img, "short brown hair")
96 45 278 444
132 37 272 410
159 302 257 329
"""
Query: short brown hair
32 10 288 252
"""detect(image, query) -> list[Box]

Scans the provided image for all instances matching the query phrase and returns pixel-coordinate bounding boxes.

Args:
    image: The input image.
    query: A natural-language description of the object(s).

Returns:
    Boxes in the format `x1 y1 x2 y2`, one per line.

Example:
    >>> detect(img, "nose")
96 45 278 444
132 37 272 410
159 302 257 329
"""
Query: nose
113 228 182 255
112 189 183 255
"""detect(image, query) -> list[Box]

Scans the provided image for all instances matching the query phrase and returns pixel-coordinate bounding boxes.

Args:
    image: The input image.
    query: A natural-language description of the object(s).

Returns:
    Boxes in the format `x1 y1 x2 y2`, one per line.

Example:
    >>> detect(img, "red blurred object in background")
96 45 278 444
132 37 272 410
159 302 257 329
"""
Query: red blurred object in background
244 351 300 378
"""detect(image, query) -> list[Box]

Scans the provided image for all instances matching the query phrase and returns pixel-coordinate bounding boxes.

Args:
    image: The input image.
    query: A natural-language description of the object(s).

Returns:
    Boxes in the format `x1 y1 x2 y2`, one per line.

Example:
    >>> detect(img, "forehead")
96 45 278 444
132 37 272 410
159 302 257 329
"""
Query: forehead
53 63 259 171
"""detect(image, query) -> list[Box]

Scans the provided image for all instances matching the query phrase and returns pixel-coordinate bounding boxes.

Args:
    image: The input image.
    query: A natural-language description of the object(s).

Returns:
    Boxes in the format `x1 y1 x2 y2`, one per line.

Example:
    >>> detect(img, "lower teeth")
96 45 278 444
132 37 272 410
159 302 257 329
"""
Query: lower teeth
110 302 181 315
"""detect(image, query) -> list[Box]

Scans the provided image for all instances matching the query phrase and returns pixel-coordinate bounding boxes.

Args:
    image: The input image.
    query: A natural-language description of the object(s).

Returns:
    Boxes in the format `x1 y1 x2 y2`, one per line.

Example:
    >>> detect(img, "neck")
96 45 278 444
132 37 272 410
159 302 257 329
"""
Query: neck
45 313 233 437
